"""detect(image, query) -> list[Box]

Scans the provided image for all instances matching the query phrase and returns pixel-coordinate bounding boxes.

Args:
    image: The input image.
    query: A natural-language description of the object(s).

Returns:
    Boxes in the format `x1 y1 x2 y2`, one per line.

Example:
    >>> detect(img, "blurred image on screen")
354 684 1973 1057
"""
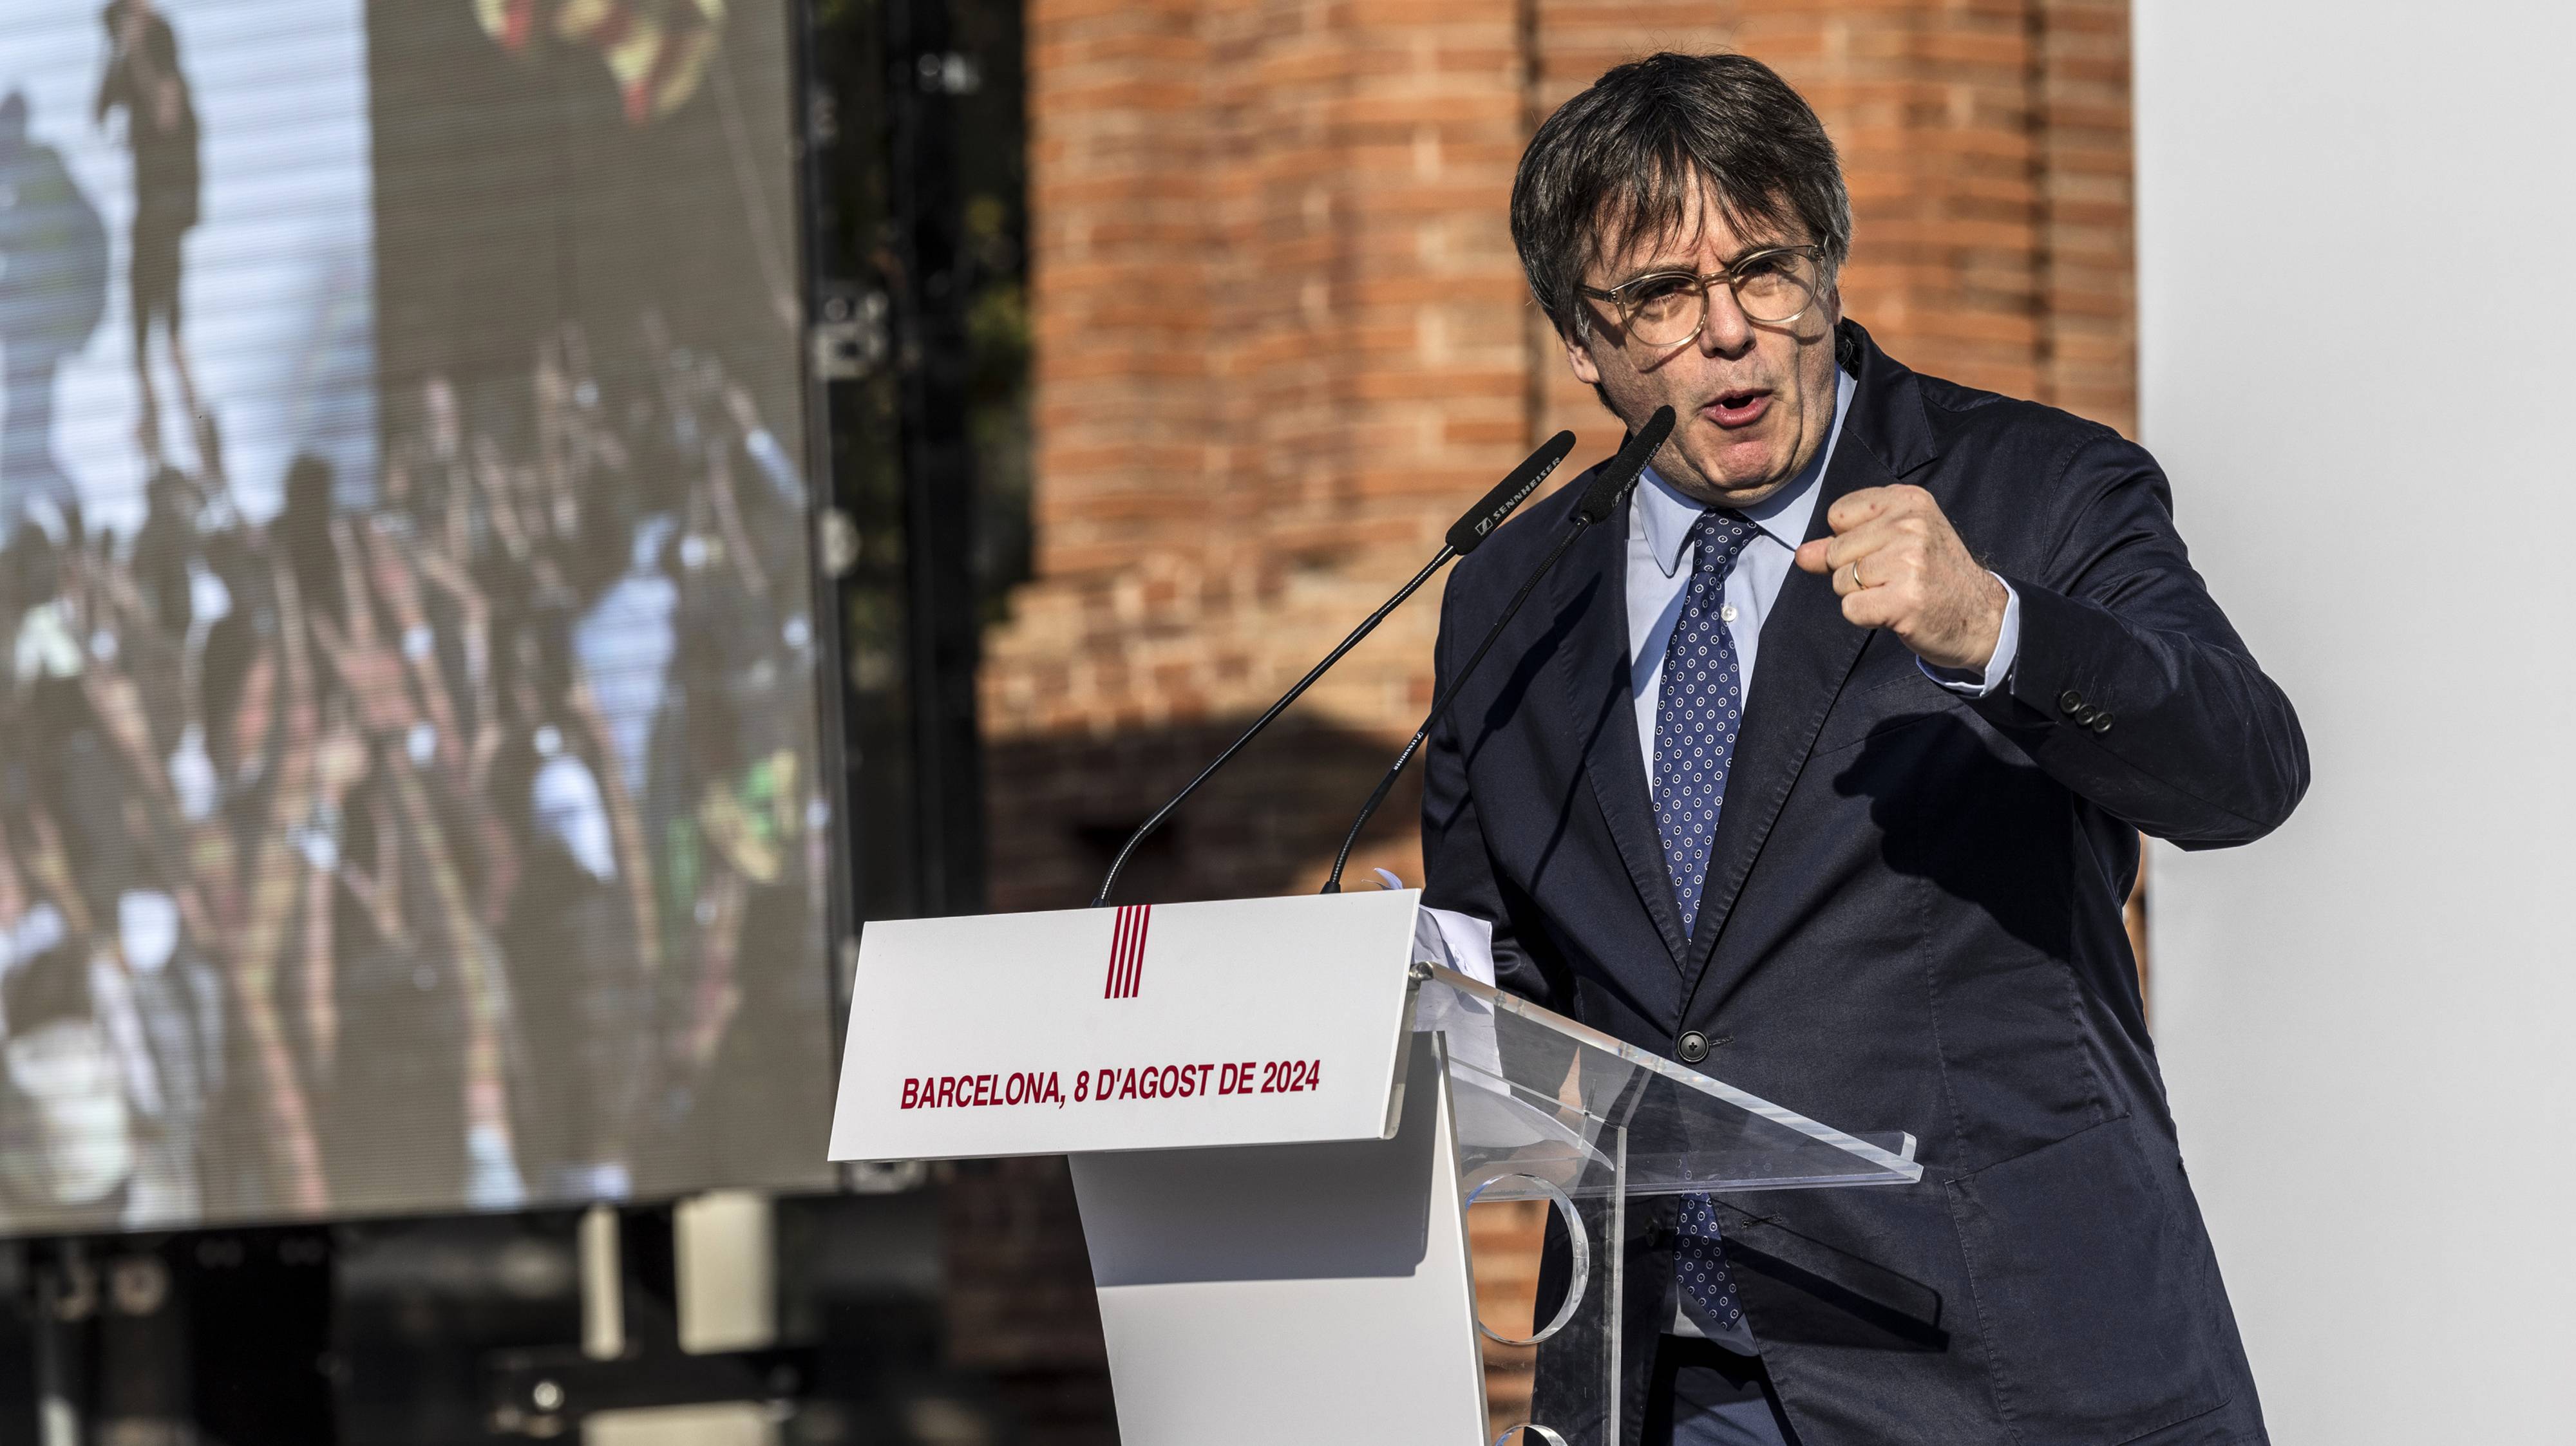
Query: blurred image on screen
0 0 831 1234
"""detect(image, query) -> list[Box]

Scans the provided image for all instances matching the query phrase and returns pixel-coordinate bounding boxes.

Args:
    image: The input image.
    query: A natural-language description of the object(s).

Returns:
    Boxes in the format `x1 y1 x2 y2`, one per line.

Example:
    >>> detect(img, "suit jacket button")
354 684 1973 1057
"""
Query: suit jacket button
1677 1031 1709 1064
2058 688 2085 715
2090 711 2114 734
2075 704 2099 726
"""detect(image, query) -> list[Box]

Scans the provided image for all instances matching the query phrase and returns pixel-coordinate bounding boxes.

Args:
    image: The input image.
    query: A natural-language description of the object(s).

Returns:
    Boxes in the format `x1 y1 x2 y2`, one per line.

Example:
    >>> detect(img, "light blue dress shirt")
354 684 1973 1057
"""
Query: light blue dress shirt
1626 366 2020 784
1625 367 2019 1349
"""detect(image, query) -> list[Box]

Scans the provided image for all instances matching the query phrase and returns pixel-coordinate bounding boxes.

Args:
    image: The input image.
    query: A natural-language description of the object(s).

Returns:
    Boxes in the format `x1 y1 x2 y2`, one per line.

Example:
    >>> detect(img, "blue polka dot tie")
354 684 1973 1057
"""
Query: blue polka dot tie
1654 508 1759 1338
1676 1194 1746 1337
1653 509 1760 939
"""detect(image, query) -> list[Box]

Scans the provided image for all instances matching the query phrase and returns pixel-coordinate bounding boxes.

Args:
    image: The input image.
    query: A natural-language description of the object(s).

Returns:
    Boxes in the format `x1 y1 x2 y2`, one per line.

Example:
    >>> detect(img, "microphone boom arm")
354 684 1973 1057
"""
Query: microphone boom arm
1320 520 1586 894
1086 429 1580 908
1320 406 1672 895
1090 548 1452 908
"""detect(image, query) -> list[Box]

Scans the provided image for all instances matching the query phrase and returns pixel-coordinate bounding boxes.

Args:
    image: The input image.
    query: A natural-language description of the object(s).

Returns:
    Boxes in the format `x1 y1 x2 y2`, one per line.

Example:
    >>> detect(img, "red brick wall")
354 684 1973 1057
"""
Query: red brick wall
966 3 2134 1432
992 0 1537 912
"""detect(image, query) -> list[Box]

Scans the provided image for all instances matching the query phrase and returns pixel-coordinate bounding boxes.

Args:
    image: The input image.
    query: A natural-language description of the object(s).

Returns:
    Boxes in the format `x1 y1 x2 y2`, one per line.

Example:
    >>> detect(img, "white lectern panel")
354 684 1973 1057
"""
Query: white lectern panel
1070 1044 1488 1446
830 890 1425 1160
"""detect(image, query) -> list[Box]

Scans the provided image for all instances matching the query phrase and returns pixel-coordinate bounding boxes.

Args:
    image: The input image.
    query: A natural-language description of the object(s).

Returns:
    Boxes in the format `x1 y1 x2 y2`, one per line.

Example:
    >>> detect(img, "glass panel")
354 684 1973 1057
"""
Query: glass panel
1413 962 1920 1201
1461 1129 1620 1446
1426 962 1920 1446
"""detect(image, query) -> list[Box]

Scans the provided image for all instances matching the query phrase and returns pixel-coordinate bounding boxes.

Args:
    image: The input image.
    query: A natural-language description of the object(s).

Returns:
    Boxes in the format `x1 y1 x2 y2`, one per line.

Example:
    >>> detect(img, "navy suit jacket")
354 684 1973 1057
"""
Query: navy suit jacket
1422 322 2304 1445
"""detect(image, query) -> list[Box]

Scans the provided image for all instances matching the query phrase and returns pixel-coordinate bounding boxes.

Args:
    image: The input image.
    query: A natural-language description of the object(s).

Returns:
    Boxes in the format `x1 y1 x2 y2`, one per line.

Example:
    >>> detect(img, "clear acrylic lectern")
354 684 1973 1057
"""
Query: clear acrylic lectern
1415 960 1918 1445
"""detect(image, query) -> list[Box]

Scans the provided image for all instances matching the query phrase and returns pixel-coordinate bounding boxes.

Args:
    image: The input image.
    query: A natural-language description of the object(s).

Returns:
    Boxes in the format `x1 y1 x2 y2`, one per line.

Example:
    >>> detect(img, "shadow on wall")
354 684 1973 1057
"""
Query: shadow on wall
984 715 1430 912
938 1156 1120 1446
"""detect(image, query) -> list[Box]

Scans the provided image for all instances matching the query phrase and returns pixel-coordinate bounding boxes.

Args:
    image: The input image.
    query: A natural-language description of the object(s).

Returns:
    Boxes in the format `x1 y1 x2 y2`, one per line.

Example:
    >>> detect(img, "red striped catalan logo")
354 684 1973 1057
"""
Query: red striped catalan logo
1104 904 1152 999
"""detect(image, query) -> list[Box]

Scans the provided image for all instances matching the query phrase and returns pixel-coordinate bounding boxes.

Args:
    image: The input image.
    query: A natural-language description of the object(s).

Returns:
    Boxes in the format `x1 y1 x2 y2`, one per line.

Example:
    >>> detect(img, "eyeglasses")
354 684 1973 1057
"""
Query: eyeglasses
1578 246 1828 349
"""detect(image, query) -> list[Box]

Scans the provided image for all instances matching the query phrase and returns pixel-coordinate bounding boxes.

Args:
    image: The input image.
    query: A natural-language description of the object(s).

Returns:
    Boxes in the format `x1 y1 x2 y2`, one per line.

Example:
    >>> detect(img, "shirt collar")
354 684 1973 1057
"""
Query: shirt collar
1632 366 1858 578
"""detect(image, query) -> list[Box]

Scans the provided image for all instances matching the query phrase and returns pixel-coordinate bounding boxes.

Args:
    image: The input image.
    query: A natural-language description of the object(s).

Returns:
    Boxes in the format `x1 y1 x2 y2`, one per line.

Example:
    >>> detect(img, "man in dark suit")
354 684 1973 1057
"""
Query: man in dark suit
1424 53 2305 1446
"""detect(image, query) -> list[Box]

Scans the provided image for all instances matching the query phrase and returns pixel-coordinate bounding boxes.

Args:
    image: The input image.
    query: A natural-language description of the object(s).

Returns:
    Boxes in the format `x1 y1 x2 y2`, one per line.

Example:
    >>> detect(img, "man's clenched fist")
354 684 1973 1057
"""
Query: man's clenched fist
1792 485 2007 672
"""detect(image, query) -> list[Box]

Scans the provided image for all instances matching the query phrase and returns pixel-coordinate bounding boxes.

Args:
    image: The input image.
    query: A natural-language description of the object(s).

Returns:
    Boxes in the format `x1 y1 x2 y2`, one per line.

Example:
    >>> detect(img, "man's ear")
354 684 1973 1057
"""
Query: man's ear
1563 325 1604 388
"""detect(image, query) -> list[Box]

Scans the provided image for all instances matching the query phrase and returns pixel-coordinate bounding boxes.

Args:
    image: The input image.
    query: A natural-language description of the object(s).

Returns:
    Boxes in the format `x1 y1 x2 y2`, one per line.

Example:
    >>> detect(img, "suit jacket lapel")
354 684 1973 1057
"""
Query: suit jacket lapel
1551 498 1690 967
1678 323 1937 1008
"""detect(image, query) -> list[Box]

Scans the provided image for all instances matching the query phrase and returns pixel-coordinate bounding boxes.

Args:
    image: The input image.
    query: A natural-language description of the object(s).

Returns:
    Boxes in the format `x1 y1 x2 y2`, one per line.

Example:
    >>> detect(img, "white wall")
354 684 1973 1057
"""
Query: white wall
2134 3 2576 1438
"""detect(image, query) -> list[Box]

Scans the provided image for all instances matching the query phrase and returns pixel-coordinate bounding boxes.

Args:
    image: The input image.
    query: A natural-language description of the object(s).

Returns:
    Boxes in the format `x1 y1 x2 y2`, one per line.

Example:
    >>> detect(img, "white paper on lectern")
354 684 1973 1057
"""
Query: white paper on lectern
829 890 1428 1161
1415 905 1496 986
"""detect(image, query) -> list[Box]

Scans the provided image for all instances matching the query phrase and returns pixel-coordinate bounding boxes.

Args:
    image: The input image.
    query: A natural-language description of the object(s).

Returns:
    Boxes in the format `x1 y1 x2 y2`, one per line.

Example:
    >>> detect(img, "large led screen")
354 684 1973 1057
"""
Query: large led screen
0 0 831 1232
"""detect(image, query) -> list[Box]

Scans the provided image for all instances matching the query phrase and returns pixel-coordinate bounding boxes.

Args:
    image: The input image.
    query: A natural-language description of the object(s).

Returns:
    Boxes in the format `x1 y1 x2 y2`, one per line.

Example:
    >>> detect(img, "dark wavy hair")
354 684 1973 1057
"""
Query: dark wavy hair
1511 52 1851 339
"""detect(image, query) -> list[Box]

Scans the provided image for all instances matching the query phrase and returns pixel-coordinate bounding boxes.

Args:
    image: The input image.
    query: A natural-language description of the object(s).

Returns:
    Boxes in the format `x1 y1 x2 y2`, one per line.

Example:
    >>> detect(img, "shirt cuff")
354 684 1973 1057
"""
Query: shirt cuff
1918 576 2020 698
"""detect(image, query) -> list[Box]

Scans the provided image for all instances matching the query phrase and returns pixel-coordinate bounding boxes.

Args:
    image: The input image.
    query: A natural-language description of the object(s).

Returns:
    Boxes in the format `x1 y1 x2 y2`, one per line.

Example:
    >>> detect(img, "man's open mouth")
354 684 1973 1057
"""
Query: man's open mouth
1706 389 1771 427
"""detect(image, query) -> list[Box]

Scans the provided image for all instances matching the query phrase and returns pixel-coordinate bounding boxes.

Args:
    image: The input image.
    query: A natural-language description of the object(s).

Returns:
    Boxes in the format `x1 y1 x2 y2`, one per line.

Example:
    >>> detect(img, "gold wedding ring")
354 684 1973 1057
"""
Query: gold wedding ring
1846 561 1865 592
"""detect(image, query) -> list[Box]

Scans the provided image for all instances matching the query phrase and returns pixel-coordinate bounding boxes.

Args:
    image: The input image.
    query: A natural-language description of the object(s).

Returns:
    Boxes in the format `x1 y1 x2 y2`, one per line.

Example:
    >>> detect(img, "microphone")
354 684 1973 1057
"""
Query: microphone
1089 430 1579 907
1322 406 1673 894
